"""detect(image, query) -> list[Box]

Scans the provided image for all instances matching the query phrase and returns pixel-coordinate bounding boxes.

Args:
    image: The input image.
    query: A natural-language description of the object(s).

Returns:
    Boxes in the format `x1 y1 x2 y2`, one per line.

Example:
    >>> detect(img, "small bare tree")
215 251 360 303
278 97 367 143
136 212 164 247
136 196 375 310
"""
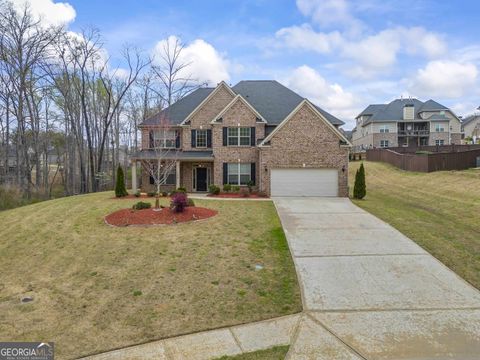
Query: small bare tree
140 114 179 208
151 36 206 106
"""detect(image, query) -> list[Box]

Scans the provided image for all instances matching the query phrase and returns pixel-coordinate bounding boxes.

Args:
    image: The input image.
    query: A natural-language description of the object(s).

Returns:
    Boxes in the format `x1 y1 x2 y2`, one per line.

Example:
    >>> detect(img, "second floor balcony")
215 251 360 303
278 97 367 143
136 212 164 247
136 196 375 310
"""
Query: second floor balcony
397 129 430 136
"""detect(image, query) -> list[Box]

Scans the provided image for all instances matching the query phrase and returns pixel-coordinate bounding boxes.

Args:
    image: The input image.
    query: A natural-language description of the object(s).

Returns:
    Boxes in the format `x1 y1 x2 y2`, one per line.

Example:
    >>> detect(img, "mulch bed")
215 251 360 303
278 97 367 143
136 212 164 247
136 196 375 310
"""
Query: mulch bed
105 206 217 227
207 193 268 199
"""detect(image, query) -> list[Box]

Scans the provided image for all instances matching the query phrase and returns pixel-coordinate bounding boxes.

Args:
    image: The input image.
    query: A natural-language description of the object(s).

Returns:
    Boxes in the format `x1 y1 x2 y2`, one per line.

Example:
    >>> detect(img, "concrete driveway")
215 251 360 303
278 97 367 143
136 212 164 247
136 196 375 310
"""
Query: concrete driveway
274 197 480 360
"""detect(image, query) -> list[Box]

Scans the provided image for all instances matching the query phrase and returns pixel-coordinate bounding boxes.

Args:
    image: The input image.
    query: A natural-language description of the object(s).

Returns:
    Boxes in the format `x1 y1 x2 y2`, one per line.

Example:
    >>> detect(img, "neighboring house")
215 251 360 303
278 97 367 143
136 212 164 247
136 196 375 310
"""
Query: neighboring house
130 80 351 197
461 114 480 143
351 98 462 149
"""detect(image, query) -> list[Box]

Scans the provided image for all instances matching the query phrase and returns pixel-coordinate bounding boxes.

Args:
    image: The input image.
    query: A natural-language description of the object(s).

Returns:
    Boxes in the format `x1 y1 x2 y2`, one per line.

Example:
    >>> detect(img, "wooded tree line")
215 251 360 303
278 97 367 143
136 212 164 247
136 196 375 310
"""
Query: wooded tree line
0 0 201 199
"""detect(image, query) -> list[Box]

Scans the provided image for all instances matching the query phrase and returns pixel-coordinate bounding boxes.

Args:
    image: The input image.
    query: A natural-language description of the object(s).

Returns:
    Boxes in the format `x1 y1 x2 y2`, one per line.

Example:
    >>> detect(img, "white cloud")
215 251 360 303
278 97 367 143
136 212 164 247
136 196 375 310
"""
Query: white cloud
11 0 76 26
283 65 360 124
296 0 363 34
408 60 478 98
275 24 342 54
153 36 230 86
343 27 446 78
275 23 447 78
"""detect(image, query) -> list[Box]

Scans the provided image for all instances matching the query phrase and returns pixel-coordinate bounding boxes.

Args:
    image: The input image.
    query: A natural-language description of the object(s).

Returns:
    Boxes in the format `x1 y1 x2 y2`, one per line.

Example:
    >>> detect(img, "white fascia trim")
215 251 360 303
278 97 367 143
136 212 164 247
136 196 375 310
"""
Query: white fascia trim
259 99 351 147
180 81 236 126
210 94 266 124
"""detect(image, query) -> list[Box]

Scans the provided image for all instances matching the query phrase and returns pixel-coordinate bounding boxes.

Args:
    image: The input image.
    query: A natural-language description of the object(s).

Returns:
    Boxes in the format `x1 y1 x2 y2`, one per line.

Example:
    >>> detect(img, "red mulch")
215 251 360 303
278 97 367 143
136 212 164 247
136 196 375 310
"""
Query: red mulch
207 193 268 198
105 206 217 227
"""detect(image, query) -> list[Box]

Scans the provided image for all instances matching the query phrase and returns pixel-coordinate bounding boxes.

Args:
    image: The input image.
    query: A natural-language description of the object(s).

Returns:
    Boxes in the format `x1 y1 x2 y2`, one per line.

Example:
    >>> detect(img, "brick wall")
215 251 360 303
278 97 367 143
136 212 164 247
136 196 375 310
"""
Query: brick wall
373 133 398 147
429 132 449 145
451 133 462 144
212 99 265 188
182 85 235 151
259 102 349 197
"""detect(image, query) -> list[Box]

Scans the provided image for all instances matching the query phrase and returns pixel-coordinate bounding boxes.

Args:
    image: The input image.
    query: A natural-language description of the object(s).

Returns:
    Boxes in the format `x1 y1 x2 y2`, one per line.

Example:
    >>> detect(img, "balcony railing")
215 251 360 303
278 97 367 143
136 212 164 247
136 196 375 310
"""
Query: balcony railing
397 130 430 136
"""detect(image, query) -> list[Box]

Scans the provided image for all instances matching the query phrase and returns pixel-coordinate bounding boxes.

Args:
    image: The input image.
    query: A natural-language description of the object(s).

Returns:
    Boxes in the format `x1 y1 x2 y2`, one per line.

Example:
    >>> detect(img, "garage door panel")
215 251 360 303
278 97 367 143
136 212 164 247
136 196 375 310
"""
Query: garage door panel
271 168 338 197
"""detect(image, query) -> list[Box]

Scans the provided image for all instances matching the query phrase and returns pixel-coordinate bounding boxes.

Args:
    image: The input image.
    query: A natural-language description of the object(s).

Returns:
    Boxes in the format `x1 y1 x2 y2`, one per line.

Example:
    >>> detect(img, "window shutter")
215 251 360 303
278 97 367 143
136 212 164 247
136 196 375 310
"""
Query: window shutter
149 175 155 185
223 163 228 184
222 127 228 146
251 163 256 185
191 130 196 148
207 129 212 148
149 130 154 148
175 130 181 148
250 127 256 146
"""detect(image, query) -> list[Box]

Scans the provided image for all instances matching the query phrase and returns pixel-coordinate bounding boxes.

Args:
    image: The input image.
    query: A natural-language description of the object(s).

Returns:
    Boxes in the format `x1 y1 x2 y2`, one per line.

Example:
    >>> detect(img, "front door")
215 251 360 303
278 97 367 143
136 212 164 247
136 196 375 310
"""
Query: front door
196 168 207 192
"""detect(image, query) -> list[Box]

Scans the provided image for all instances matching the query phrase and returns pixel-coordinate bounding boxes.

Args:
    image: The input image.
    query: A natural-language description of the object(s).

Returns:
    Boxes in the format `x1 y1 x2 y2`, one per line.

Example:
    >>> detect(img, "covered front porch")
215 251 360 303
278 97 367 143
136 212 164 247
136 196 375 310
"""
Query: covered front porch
130 150 214 193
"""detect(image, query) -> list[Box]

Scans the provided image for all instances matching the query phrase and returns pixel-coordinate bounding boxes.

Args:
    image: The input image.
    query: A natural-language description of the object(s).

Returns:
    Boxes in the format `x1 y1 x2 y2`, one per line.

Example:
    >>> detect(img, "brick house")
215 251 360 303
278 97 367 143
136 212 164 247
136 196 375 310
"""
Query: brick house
130 80 351 197
351 98 463 150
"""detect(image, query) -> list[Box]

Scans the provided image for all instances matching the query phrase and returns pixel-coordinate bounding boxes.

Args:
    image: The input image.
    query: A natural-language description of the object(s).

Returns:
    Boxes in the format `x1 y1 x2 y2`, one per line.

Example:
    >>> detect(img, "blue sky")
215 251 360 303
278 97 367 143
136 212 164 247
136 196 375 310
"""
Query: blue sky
20 0 480 129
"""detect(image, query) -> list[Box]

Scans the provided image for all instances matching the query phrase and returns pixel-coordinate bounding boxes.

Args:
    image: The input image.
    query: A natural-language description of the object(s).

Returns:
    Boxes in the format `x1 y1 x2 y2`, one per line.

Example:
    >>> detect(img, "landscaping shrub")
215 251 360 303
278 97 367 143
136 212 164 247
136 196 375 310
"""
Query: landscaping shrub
353 162 366 199
115 165 128 197
247 180 254 193
132 201 151 210
162 191 168 197
223 184 232 192
187 198 195 207
208 184 220 195
231 185 240 193
177 187 187 192
147 191 157 197
170 192 188 213
134 191 141 197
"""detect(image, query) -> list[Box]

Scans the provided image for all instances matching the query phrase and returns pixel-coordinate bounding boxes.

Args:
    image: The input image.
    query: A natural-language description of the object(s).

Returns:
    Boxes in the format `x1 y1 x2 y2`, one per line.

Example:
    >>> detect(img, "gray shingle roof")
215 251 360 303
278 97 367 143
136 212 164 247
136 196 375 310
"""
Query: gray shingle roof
141 80 344 127
358 98 451 124
232 80 344 126
418 99 448 112
141 88 214 126
462 114 480 126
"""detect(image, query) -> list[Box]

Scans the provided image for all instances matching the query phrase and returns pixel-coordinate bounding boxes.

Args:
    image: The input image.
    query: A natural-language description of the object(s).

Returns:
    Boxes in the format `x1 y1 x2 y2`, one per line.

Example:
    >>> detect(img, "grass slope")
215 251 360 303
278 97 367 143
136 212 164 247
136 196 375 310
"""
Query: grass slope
0 193 301 359
215 345 289 360
349 161 480 289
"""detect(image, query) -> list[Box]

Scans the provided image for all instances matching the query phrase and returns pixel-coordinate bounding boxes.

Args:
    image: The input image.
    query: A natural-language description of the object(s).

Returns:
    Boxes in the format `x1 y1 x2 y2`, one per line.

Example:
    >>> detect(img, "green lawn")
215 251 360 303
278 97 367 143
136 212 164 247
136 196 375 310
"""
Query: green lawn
0 193 301 359
349 161 480 289
215 346 289 360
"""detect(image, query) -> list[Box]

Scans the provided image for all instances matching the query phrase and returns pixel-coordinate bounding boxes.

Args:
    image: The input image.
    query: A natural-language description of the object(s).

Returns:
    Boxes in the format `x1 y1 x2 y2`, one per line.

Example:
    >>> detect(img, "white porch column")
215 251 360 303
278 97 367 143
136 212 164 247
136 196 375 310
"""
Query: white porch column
176 160 181 189
131 160 137 191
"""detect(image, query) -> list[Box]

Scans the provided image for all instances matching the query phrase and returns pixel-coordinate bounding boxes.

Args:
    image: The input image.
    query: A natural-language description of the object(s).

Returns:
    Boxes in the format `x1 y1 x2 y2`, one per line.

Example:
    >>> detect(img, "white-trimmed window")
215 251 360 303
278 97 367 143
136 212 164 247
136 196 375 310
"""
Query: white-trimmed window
154 129 176 148
380 140 389 148
227 163 251 185
435 139 445 146
435 124 445 132
379 125 389 133
196 129 207 148
227 127 251 146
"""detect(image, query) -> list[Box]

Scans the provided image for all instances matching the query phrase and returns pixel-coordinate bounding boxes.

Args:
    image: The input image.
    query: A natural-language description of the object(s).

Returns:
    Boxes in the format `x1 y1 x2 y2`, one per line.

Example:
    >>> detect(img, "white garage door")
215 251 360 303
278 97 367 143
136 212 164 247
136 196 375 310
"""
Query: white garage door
271 168 338 197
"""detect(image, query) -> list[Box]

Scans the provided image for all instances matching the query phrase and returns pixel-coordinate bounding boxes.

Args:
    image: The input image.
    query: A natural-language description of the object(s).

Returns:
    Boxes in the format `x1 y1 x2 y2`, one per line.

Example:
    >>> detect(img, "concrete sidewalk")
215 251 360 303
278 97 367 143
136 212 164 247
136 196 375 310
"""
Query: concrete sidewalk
274 197 480 360
80 314 300 360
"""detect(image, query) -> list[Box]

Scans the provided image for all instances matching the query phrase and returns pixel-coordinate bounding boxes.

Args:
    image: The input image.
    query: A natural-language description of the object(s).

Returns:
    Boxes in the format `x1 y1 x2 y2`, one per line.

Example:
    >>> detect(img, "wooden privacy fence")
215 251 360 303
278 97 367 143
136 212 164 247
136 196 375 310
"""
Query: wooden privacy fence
366 146 480 172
